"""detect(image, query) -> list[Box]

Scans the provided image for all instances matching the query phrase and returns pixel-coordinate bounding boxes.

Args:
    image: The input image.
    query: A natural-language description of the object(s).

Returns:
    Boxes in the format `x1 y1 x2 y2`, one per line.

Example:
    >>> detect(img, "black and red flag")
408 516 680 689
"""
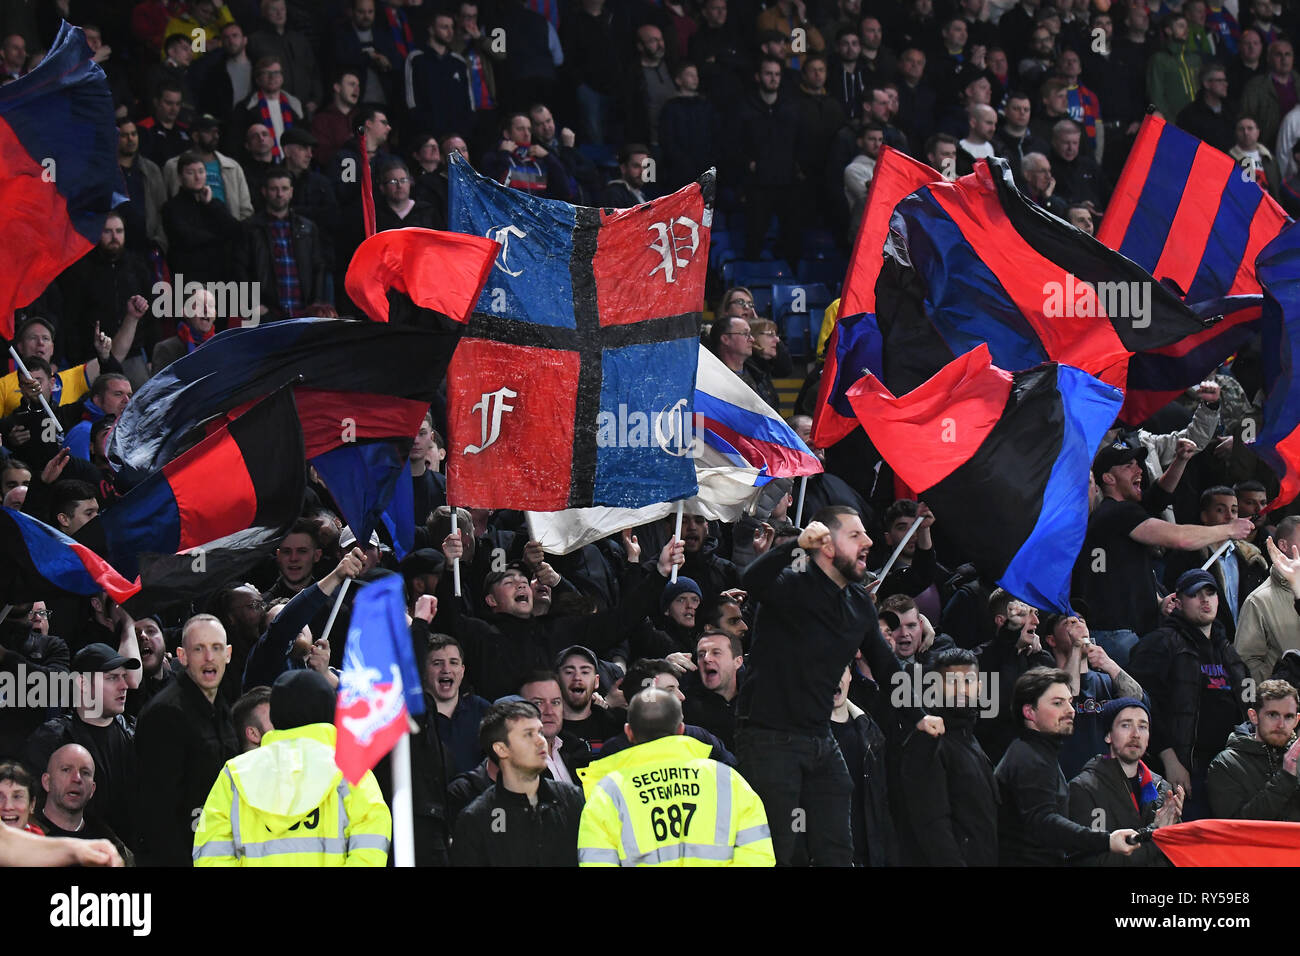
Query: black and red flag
445 153 713 510
814 150 1210 448
108 318 453 479
78 387 305 605
846 344 1122 613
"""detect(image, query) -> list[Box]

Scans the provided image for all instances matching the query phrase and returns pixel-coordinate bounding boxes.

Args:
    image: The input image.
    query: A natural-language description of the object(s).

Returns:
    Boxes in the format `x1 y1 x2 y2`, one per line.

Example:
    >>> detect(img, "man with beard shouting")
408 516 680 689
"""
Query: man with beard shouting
735 505 943 866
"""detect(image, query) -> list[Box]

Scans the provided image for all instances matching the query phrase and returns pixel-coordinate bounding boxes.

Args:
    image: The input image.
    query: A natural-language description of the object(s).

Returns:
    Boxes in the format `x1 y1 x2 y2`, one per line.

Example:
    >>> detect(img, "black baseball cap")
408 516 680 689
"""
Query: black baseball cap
554 645 599 671
72 642 141 673
1092 436 1148 483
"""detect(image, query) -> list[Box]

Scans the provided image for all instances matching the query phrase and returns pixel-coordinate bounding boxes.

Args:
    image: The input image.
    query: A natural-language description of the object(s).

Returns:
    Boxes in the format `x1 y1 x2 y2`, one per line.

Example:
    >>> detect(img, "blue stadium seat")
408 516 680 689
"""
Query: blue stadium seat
722 259 793 287
751 287 772 315
796 256 847 289
771 283 831 358
577 143 618 170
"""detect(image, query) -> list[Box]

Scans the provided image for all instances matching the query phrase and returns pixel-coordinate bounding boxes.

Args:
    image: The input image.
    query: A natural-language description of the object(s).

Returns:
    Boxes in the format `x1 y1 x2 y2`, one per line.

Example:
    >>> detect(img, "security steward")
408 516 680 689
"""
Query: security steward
577 687 773 866
193 670 392 866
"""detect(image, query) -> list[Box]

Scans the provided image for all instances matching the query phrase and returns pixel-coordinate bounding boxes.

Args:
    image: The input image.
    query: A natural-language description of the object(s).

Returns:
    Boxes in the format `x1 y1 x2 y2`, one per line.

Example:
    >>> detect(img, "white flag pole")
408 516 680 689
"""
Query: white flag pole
391 731 415 867
869 515 923 593
319 577 352 645
1202 540 1233 571
794 475 809 527
671 500 684 583
450 509 462 597
8 347 64 440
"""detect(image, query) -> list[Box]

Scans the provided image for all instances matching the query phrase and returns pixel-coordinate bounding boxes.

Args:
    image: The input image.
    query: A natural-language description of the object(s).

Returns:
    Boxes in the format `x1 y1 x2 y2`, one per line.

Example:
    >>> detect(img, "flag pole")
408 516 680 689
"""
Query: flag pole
320 577 352 644
391 730 415 867
794 475 808 527
450 509 462 596
1202 540 1233 571
869 515 923 593
671 500 683 583
8 347 64 440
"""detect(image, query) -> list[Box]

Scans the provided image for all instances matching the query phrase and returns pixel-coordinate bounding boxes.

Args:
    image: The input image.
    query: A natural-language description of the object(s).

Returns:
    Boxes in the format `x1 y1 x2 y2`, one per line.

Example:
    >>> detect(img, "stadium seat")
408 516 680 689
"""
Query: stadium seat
722 259 793 287
771 282 831 359
795 256 847 289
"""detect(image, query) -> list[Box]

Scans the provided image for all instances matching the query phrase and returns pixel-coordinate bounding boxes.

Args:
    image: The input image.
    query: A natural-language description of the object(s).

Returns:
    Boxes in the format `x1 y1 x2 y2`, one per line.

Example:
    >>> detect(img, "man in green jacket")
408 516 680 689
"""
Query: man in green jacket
1207 679 1300 820
1147 13 1202 120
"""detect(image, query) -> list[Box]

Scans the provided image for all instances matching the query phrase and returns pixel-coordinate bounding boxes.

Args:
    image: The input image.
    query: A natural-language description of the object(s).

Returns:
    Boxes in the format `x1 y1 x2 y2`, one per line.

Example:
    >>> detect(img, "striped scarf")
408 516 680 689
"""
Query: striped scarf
177 321 215 353
1129 760 1161 812
384 7 415 59
258 92 294 160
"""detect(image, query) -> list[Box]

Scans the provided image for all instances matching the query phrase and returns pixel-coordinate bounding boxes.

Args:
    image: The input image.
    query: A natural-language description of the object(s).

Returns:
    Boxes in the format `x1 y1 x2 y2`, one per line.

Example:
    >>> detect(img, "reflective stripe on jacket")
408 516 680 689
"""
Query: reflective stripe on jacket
576 734 773 866
193 723 391 866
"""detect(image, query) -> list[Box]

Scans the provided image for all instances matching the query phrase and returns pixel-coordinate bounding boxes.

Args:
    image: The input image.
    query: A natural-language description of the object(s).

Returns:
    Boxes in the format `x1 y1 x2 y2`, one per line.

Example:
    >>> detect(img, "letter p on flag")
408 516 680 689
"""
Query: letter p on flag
334 575 425 783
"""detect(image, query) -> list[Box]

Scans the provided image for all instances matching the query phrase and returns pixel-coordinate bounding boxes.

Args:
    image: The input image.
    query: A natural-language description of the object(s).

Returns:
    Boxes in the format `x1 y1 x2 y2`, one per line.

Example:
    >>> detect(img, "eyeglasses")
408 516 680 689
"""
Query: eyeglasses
28 609 51 619
723 330 754 338
384 177 410 186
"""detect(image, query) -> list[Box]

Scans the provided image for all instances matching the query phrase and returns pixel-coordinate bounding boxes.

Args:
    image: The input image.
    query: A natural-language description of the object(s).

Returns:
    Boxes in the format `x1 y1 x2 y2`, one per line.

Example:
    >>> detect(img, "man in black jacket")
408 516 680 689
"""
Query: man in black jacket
1067 698 1182 867
1128 569 1252 820
1207 678 1300 821
133 615 239 866
738 55 803 265
897 647 998 866
736 507 940 866
162 151 242 285
232 170 329 321
450 700 584 866
439 538 684 702
0 604 69 760
995 667 1140 866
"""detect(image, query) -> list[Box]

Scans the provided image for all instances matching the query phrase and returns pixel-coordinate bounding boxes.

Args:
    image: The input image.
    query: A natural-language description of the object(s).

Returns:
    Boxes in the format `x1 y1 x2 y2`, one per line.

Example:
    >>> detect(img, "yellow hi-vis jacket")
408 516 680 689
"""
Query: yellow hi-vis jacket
576 734 774 867
193 723 391 867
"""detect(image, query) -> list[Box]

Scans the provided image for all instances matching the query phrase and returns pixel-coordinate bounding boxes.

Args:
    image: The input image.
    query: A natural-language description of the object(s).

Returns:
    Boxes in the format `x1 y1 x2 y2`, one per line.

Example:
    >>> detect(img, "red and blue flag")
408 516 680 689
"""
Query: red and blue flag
1255 222 1300 506
812 147 939 448
1097 116 1291 423
0 506 140 604
108 319 446 480
847 344 1123 613
78 387 305 601
822 154 1203 431
446 154 711 510
335 574 425 784
0 21 124 339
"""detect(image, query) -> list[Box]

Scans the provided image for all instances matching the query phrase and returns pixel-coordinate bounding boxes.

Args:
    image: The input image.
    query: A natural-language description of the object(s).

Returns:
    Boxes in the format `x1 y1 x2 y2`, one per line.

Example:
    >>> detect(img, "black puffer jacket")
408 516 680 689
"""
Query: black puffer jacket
450 777 584 866
1207 730 1300 821
898 708 999 866
1127 615 1250 771
1068 755 1172 867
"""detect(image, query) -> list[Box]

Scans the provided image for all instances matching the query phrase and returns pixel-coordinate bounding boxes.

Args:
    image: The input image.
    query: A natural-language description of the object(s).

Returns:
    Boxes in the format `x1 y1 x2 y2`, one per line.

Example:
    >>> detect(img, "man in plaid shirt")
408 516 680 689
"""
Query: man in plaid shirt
233 170 328 322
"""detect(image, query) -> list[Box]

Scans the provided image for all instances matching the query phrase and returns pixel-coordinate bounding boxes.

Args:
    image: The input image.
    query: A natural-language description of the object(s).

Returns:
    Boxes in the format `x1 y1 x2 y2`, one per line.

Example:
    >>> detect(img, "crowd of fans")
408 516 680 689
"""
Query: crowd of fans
4 0 1300 868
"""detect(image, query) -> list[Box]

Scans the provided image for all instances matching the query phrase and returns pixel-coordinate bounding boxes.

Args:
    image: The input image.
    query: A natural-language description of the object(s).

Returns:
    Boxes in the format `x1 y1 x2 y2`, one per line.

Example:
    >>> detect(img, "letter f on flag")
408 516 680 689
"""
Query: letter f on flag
334 575 425 785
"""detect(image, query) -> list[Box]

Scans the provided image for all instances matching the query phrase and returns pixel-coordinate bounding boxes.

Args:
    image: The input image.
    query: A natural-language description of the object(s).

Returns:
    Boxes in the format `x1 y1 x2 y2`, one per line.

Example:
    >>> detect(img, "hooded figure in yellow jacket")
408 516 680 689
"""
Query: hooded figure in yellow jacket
194 670 391 866
577 687 774 867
